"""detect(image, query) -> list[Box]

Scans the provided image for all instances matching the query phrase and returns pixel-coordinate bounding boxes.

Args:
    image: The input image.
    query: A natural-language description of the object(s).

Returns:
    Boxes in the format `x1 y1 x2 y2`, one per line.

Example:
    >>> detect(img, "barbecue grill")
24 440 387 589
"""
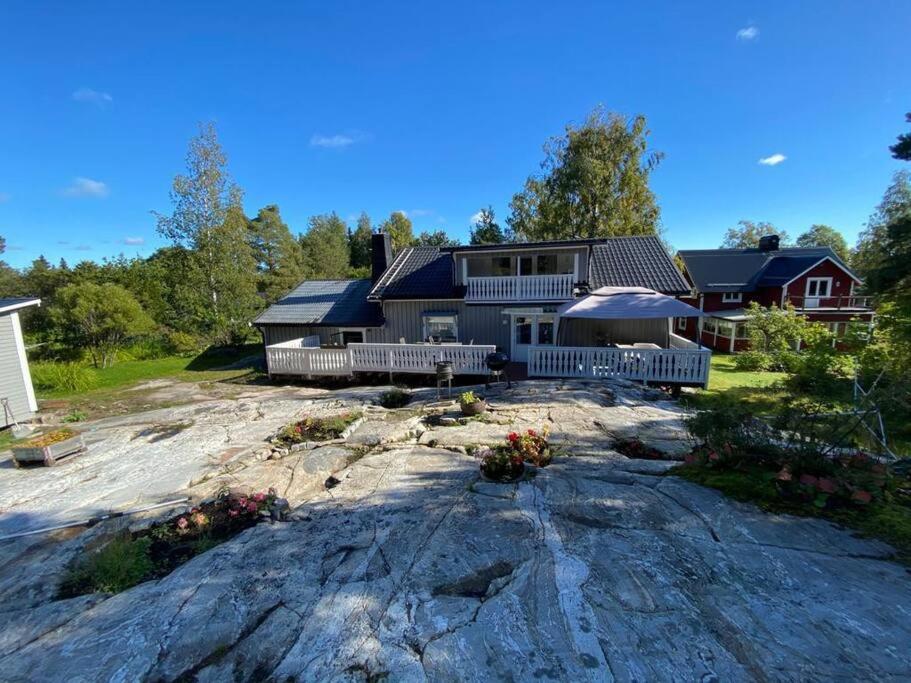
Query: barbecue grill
485 352 511 389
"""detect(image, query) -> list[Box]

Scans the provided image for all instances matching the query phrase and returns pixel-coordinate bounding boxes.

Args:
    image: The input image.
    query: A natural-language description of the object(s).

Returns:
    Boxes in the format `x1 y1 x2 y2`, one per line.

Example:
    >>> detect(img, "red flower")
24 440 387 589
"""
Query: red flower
708 452 720 462
527 429 537 437
507 432 519 442
816 478 837 494
851 490 872 504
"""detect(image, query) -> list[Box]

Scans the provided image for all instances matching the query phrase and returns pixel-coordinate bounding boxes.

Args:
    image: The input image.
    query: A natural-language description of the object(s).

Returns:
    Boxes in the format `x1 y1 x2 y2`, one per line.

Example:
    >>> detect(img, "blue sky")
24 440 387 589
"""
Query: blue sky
1 1 909 269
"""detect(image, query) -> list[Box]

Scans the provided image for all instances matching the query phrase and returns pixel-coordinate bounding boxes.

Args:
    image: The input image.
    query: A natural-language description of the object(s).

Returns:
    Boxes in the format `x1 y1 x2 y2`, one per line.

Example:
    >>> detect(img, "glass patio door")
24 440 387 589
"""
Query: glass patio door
511 314 555 362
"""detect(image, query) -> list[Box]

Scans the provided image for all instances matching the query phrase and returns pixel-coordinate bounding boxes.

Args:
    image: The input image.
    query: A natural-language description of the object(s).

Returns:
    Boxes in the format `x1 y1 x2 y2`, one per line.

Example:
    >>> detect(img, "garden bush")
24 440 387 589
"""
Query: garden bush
30 362 98 394
60 488 278 597
276 412 360 445
477 427 553 482
378 388 410 409
733 351 775 371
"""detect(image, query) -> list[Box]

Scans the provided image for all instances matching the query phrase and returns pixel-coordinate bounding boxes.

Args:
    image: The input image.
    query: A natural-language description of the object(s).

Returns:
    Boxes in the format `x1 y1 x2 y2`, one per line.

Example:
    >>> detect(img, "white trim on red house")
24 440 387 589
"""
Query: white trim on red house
779 256 861 290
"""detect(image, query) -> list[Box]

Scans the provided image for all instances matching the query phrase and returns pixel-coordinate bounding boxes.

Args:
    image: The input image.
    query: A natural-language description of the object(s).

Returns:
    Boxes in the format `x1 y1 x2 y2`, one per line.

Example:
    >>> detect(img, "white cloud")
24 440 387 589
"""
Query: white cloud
469 210 484 225
310 133 356 148
736 26 759 41
62 177 109 198
0 191 10 203
758 153 786 166
123 236 145 245
72 87 113 105
74 244 92 251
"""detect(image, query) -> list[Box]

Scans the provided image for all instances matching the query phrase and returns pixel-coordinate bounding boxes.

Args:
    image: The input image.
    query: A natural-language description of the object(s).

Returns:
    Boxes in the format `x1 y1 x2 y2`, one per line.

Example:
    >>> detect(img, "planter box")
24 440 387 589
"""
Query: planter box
11 433 86 467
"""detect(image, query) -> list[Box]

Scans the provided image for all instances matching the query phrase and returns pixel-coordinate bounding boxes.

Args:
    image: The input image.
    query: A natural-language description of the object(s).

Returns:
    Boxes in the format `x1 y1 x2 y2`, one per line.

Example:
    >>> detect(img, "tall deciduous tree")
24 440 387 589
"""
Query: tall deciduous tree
348 212 373 270
795 224 849 262
720 221 790 249
248 205 308 303
154 122 260 342
891 113 911 161
415 229 459 246
301 213 350 279
52 282 154 367
853 170 911 280
507 108 663 240
469 207 507 245
378 211 415 252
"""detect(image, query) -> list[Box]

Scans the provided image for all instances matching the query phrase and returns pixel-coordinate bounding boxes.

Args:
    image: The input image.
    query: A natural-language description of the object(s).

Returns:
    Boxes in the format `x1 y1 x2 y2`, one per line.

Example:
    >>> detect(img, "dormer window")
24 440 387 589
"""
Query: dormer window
722 292 743 303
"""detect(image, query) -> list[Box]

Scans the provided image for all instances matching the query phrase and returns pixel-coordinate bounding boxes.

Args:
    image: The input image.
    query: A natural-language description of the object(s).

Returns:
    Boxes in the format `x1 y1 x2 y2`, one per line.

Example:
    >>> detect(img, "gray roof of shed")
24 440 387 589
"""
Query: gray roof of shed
253 280 383 326
677 246 858 293
589 236 690 294
0 297 41 314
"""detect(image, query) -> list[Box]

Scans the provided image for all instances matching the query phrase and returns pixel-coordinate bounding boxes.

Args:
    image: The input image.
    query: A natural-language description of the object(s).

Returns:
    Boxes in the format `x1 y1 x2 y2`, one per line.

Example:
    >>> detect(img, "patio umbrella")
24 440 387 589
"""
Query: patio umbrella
556 287 703 320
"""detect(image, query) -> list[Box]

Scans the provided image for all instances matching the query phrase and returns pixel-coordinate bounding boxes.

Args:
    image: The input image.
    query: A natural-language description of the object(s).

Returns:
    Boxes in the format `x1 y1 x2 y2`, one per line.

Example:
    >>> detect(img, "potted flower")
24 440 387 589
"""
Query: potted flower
477 426 553 483
459 391 487 416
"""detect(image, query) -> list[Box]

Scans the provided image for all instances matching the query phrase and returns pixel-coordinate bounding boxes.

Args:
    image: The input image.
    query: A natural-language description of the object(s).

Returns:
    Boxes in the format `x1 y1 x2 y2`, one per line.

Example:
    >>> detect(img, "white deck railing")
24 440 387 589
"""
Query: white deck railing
668 332 701 350
266 340 496 377
465 274 574 302
527 345 711 387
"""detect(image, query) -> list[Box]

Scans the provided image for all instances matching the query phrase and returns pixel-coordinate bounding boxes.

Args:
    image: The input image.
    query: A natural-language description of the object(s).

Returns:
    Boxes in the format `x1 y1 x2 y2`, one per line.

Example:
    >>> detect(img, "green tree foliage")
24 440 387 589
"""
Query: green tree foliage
301 213 350 279
154 122 260 342
51 282 154 367
720 221 790 249
415 229 459 246
507 108 663 241
891 112 911 161
469 207 507 245
743 302 808 354
248 205 308 304
795 224 849 262
377 211 415 252
348 212 373 270
852 170 911 280
0 235 21 300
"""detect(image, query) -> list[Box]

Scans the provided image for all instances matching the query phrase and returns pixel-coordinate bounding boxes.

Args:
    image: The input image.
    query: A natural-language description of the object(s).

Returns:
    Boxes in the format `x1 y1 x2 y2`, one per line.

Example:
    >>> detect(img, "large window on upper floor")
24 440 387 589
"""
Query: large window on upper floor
466 252 575 278
721 292 743 303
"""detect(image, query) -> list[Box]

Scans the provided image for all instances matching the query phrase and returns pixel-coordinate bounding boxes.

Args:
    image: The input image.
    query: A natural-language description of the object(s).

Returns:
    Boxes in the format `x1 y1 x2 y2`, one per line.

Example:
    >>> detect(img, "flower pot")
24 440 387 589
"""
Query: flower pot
479 460 527 484
460 400 487 417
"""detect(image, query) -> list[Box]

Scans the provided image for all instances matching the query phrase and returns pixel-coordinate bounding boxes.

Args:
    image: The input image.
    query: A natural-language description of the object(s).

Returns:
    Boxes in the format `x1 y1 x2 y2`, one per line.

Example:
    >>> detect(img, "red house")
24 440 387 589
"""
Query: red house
676 236 874 352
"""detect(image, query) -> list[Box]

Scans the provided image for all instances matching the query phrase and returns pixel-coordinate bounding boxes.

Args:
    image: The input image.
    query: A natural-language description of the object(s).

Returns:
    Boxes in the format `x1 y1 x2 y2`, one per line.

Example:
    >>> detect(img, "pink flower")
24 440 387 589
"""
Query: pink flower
851 490 872 504
176 517 189 530
246 501 258 513
253 492 265 503
238 497 248 507
799 474 818 487
527 429 537 437
229 509 239 517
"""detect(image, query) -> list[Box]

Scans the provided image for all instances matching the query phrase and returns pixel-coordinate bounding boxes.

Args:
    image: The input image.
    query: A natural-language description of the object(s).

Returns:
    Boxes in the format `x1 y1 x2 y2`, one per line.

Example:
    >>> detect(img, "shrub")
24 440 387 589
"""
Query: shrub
276 412 360 444
30 362 98 394
459 391 479 405
378 388 410 409
167 330 203 356
733 351 774 371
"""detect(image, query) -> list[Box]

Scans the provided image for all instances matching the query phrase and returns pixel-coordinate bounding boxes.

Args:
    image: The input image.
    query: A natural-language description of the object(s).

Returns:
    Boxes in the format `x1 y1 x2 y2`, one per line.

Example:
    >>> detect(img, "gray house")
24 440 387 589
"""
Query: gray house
0 298 41 428
254 234 711 386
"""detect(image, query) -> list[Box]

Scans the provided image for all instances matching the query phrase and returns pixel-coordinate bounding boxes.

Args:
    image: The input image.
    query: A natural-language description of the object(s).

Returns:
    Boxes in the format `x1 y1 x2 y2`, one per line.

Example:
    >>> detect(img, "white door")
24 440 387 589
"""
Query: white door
512 315 533 362
805 278 831 308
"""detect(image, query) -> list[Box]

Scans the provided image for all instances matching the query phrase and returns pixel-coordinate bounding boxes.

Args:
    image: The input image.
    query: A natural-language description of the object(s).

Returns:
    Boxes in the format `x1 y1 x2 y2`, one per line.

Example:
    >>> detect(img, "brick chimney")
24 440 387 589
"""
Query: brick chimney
371 231 393 283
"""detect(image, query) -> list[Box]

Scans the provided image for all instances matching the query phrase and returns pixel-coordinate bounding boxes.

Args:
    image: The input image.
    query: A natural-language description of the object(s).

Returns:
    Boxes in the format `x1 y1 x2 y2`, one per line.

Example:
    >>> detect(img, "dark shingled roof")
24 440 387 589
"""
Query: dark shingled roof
368 247 459 300
253 280 383 326
589 236 690 294
678 246 858 293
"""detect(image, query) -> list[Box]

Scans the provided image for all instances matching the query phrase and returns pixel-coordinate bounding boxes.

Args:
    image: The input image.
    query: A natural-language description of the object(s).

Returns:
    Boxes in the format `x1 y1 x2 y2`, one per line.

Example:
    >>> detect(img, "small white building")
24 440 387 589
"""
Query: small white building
0 298 41 428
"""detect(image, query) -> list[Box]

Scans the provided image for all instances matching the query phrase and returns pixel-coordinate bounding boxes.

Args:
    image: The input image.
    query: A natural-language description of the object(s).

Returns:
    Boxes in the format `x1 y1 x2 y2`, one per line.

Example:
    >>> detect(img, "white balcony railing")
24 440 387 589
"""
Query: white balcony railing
465 274 574 302
527 345 711 387
266 340 496 378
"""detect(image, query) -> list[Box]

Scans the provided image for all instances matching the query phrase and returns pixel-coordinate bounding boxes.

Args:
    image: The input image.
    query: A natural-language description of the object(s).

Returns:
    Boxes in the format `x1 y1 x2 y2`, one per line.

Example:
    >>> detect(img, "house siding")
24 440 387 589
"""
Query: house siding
380 301 513 350
259 325 384 347
0 312 36 427
784 259 859 307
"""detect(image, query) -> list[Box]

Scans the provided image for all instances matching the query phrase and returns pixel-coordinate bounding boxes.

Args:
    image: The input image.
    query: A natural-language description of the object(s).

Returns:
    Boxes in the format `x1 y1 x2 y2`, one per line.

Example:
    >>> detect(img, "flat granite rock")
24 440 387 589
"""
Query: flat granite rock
2 442 910 682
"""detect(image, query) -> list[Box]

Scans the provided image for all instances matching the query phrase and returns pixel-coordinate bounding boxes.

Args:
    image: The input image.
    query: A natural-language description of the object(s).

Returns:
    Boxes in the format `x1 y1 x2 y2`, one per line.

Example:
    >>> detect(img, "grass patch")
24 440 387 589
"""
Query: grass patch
673 464 911 566
683 355 789 413
35 345 263 400
60 535 155 595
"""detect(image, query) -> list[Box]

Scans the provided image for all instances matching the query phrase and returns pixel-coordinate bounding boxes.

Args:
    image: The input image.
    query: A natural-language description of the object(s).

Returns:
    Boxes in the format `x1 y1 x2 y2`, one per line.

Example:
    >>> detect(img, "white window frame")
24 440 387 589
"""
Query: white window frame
676 317 687 331
721 292 743 303
421 313 459 342
333 327 368 346
805 277 833 298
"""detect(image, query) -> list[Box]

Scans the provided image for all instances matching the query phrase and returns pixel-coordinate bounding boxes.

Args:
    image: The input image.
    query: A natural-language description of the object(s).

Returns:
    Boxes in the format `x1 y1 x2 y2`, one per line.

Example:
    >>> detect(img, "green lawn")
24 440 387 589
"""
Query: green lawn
683 354 789 413
35 344 263 400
